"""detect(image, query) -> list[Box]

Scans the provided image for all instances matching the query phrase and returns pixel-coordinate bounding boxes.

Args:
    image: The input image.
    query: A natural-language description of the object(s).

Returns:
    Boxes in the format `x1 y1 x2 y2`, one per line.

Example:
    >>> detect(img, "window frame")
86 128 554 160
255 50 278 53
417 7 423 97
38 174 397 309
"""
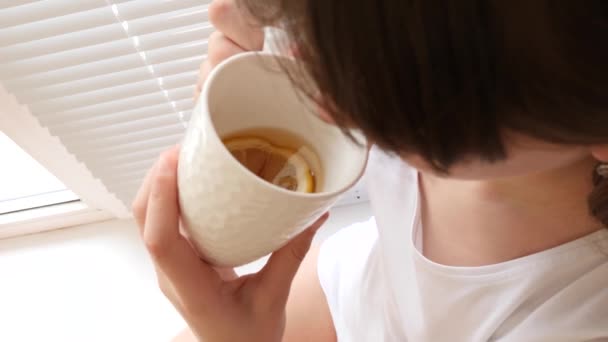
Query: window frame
0 84 129 239
0 189 80 215
0 201 114 239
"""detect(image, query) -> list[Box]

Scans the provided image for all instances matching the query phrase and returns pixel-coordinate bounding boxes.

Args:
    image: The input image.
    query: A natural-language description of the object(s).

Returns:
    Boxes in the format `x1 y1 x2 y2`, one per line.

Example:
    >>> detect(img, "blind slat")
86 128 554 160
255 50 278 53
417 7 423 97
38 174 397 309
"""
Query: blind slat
0 21 124 63
104 169 148 185
70 133 185 157
2 40 207 85
37 85 194 126
114 181 140 190
47 100 192 133
0 23 211 76
0 0 205 47
113 188 138 203
57 113 183 139
81 147 171 169
5 56 203 93
15 67 197 103
0 0 42 10
112 180 144 192
0 0 111 29
0 7 116 47
60 124 189 152
0 8 210 63
112 0 209 22
28 72 197 113
92 158 157 179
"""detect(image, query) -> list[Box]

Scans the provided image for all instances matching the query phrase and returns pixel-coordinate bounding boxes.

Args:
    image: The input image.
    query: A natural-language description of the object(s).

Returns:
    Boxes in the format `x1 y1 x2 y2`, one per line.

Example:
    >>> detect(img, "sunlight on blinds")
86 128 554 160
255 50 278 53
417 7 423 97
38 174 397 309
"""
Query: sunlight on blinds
0 0 213 205
0 0 369 210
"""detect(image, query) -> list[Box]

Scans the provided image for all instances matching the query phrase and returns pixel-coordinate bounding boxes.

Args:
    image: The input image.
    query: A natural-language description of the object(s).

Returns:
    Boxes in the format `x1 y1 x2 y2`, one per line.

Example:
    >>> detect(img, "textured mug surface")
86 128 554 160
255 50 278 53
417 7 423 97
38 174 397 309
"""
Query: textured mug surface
178 53 368 267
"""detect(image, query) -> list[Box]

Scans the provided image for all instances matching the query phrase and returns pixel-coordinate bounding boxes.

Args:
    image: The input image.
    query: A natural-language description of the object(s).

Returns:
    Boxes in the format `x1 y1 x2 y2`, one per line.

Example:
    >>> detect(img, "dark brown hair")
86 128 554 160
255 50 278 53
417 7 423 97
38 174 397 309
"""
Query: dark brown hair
240 0 608 225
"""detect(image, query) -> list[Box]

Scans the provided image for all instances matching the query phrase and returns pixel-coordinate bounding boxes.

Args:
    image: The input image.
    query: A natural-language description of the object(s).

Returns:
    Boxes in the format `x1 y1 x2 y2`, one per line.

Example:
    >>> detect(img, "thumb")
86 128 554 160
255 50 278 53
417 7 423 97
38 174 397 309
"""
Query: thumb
257 213 329 299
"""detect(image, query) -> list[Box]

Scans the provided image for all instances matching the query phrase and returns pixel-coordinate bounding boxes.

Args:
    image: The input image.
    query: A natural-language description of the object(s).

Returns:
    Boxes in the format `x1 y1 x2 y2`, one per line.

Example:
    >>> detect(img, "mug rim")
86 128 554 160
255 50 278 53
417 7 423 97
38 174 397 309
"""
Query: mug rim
200 51 369 199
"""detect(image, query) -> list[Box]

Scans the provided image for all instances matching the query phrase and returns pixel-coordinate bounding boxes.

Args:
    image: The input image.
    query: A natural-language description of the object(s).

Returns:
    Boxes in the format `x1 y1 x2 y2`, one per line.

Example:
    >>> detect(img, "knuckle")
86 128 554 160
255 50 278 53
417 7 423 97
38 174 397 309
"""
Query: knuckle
289 245 308 263
208 0 233 27
208 30 224 46
144 234 167 258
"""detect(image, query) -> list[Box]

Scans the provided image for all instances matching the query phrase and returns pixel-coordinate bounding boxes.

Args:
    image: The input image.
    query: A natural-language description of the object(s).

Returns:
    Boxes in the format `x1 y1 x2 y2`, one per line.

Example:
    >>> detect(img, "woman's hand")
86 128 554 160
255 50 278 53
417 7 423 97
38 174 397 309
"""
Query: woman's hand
133 3 329 340
194 0 265 100
133 147 328 341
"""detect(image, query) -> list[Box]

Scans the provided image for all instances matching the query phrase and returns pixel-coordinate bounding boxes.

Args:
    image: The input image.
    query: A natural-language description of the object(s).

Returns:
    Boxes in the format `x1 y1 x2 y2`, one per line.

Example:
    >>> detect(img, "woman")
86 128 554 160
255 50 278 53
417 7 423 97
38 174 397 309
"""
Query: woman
133 0 608 340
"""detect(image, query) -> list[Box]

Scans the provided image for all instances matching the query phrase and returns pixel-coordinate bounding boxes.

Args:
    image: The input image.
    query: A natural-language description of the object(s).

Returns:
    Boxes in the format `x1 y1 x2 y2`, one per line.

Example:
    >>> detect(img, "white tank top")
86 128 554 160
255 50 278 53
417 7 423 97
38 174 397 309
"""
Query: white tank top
318 148 608 342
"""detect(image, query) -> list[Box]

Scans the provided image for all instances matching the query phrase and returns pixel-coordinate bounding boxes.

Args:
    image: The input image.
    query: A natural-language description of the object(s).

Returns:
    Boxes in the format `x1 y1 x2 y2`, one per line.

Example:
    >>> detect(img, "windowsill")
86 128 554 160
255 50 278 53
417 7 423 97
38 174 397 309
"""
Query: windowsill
0 202 371 342
0 189 79 215
0 201 114 240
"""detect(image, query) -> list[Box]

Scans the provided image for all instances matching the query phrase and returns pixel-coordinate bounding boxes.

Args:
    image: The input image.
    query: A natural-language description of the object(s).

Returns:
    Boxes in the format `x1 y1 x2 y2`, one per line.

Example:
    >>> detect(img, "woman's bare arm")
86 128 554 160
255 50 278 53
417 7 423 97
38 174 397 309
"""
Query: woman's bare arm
283 245 336 342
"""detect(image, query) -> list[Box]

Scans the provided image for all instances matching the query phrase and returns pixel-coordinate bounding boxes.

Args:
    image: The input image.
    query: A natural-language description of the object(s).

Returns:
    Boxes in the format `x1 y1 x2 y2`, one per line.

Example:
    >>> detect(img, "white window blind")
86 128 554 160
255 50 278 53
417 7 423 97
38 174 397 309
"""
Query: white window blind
0 0 212 210
0 0 368 216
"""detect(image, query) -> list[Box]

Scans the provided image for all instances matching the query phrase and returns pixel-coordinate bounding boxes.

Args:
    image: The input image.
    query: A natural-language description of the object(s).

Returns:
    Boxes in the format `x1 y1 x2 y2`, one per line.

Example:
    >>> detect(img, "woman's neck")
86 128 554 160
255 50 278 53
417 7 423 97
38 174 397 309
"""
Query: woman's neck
419 157 603 267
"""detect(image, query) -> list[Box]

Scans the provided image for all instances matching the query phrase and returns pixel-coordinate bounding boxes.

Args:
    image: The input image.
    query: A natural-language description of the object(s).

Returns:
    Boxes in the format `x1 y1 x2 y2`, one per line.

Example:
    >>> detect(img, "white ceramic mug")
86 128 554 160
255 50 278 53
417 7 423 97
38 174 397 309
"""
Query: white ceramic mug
178 52 368 267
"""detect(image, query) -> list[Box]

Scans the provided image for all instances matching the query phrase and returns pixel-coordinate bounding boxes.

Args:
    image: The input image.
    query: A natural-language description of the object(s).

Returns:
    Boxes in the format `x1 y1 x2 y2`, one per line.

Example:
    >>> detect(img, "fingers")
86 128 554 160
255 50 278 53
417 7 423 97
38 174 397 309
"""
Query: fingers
195 0 263 101
257 213 330 300
142 148 222 303
208 0 265 51
133 145 181 232
194 0 264 100
195 32 245 100
132 162 159 234
142 149 179 249
207 31 248 67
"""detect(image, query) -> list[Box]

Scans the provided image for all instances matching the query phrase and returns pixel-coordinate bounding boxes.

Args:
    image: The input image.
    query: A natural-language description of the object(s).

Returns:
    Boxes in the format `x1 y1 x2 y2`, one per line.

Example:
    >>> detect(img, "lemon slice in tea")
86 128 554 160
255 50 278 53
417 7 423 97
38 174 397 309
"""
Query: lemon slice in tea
224 137 316 193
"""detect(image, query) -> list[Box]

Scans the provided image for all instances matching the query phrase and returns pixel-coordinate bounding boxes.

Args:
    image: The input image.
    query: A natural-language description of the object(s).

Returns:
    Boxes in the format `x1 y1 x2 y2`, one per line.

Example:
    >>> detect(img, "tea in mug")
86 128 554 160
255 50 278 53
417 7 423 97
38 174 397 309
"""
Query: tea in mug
222 127 322 193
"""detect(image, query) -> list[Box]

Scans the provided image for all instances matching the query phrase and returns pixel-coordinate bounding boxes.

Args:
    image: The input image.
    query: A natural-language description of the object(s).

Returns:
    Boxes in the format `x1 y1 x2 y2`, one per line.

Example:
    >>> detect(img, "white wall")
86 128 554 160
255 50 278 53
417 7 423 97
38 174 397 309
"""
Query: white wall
0 203 372 342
